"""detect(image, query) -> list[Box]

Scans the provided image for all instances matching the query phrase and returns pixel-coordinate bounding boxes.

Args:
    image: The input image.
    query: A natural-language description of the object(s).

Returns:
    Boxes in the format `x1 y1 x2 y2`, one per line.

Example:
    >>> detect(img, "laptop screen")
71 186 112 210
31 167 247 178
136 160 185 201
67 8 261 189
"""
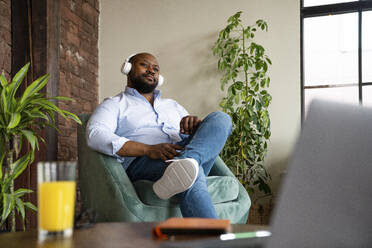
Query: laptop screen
267 99 372 248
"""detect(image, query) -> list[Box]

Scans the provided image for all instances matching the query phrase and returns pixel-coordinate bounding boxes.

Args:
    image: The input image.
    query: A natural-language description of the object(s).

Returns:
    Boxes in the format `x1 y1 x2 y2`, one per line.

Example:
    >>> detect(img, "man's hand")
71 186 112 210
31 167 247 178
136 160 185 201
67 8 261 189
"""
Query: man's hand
145 143 184 161
180 115 202 135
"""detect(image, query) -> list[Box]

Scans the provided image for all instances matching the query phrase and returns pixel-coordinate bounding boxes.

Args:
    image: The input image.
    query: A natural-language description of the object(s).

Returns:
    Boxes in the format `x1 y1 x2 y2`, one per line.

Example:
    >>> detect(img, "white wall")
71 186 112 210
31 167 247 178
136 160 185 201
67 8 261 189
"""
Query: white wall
99 0 301 193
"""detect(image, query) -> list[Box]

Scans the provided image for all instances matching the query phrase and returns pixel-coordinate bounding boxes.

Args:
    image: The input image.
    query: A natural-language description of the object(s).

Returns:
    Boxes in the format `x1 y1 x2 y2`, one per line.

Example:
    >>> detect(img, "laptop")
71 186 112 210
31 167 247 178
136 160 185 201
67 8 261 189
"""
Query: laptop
162 99 372 248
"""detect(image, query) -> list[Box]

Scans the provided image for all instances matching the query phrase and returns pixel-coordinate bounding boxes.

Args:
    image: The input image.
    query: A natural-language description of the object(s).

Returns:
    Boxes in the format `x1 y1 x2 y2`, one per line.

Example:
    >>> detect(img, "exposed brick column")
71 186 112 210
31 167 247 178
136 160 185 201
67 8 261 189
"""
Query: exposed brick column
1 0 99 161
58 0 99 161
0 0 11 81
0 0 99 229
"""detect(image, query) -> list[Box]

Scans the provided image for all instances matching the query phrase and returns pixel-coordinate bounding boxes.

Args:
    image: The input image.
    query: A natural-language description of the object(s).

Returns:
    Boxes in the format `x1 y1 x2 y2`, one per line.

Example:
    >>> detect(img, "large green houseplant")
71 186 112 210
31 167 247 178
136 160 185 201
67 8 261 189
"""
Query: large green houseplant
213 11 272 202
0 63 81 231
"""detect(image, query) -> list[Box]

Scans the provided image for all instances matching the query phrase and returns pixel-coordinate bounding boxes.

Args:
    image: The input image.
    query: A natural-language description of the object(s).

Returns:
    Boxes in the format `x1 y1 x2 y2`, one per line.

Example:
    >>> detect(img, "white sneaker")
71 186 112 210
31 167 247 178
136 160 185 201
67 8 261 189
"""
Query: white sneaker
153 158 199 200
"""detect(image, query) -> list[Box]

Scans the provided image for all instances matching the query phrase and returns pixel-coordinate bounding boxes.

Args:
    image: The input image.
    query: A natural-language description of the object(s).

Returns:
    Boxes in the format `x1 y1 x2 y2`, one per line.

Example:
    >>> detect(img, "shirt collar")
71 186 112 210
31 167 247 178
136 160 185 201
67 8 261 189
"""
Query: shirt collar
124 86 161 99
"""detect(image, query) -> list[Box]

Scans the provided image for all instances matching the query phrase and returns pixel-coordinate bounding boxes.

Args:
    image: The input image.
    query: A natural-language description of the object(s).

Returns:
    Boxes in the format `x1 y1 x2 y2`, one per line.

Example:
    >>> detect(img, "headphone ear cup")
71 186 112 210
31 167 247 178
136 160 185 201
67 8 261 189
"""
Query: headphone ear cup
121 62 132 75
158 75 164 87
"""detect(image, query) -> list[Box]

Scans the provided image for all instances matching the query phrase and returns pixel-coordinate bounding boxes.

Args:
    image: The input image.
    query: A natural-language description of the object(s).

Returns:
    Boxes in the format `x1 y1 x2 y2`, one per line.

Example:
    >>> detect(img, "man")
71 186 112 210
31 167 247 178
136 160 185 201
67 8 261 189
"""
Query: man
86 52 232 218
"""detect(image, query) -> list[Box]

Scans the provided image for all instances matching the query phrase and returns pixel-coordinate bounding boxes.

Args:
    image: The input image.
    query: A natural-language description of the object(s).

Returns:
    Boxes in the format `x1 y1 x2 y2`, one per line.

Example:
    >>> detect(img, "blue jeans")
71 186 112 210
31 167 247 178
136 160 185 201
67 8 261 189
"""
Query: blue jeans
126 111 232 218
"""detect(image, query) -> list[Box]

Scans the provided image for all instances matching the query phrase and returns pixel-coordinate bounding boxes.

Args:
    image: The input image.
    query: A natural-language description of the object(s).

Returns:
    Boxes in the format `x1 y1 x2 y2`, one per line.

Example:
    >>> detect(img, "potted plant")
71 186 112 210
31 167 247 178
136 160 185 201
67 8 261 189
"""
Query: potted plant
213 11 272 203
0 63 81 231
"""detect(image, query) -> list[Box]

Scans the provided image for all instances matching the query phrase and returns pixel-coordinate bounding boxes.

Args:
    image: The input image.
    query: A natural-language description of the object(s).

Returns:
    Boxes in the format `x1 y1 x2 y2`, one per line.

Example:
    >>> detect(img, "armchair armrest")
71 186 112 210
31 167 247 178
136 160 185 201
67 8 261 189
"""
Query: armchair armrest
209 156 235 177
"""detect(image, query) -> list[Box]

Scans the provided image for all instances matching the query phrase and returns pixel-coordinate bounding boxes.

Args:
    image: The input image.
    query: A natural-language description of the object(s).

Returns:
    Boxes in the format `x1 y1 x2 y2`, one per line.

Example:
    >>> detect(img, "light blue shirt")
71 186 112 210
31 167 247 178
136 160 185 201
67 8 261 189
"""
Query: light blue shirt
86 87 189 169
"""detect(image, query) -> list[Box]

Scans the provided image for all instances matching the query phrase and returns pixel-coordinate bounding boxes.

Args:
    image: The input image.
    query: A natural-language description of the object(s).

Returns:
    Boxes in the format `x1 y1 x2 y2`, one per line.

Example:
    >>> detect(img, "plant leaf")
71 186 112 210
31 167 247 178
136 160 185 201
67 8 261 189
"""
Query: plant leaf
7 112 21 129
34 99 66 118
0 113 5 127
8 63 30 110
20 130 37 151
15 197 25 220
14 188 33 198
1 193 13 222
0 136 5 179
19 74 49 107
62 110 82 125
24 202 37 212
48 96 74 102
10 153 31 180
0 74 8 88
1 86 8 114
24 109 50 122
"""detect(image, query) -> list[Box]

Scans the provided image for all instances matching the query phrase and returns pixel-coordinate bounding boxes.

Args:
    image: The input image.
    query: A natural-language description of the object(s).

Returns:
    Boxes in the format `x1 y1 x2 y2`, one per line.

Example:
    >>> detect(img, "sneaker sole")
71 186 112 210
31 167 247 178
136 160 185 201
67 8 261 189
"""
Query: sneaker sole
153 159 199 200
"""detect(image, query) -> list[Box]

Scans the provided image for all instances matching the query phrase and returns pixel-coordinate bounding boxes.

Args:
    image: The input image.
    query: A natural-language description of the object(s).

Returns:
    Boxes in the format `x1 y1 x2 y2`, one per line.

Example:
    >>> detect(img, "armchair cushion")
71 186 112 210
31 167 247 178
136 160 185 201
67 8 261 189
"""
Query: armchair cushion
133 176 239 207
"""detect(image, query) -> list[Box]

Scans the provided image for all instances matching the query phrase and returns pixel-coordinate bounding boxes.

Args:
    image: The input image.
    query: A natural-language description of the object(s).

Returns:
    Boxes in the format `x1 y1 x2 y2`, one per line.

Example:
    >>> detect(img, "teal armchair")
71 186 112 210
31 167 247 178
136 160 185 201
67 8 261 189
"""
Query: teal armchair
77 114 251 223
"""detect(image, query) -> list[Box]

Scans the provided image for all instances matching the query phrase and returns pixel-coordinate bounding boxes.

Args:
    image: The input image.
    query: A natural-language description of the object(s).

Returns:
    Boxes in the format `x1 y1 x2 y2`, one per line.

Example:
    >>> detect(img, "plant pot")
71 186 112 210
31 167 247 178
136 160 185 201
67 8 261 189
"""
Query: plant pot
247 202 274 225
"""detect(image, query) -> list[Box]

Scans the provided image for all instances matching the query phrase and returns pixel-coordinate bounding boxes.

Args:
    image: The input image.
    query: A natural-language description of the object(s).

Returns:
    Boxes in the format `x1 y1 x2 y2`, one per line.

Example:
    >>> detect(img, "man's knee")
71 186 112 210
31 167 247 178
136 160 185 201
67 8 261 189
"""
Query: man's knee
206 111 231 124
206 111 232 134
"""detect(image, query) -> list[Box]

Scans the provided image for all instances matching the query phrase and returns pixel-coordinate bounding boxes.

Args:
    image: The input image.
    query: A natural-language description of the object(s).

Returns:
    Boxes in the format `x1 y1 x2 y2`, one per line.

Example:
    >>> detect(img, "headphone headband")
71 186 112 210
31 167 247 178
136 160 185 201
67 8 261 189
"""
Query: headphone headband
125 53 137 63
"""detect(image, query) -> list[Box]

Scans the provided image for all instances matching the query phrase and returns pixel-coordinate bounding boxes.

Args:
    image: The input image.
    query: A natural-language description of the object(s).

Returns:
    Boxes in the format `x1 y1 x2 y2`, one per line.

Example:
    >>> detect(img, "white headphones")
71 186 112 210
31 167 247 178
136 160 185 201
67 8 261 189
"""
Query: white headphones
121 54 164 86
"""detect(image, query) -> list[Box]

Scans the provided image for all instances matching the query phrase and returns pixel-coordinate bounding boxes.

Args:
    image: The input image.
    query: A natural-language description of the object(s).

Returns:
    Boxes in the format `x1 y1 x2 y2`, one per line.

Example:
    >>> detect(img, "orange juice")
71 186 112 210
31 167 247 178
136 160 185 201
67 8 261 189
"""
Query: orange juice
38 181 76 231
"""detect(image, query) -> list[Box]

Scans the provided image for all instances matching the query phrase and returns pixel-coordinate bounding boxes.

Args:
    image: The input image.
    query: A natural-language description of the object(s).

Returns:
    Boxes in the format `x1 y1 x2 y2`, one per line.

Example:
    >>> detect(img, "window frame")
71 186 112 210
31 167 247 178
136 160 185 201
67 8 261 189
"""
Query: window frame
300 0 372 122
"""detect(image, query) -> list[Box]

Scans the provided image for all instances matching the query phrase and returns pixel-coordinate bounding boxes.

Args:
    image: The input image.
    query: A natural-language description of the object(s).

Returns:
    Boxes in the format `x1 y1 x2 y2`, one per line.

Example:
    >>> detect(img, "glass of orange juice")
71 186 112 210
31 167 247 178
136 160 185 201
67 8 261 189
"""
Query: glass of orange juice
37 161 76 241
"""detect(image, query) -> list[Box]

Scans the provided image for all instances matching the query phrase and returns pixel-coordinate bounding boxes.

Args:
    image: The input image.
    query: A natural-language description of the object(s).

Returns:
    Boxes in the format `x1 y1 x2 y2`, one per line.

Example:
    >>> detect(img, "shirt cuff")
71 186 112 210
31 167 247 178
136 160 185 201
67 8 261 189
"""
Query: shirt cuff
112 137 129 161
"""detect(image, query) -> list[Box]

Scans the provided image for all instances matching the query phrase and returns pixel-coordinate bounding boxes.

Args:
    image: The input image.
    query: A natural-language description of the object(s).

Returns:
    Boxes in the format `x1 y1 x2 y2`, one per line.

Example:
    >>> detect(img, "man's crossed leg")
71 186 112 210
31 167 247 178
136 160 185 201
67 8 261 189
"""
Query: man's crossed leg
126 111 232 218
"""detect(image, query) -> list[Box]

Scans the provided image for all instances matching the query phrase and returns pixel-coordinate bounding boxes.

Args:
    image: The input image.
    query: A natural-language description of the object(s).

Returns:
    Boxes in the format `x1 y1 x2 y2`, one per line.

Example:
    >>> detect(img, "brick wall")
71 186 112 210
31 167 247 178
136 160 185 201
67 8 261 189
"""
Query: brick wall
0 0 11 81
0 0 99 229
58 0 99 161
1 0 99 162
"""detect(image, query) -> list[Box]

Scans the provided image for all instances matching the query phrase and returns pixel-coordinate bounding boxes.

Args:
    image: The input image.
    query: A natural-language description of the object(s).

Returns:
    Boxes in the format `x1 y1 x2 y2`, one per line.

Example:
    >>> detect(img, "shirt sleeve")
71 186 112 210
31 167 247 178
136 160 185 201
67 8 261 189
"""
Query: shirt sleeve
86 97 129 160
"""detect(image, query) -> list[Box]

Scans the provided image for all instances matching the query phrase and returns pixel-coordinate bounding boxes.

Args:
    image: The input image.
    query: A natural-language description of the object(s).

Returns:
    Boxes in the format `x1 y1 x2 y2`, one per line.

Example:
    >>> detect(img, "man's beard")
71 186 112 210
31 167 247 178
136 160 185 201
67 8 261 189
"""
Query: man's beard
130 74 158 93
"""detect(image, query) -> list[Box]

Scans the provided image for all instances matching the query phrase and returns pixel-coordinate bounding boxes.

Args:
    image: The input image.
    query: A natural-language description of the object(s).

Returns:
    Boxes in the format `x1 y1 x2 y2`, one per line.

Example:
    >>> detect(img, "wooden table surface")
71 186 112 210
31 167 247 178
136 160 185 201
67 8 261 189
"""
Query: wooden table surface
0 222 268 248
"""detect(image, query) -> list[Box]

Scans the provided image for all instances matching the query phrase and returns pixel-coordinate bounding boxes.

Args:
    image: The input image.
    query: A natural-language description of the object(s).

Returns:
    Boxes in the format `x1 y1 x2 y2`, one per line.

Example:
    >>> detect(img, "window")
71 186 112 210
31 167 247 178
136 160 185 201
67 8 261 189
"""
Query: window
304 0 358 7
301 0 372 119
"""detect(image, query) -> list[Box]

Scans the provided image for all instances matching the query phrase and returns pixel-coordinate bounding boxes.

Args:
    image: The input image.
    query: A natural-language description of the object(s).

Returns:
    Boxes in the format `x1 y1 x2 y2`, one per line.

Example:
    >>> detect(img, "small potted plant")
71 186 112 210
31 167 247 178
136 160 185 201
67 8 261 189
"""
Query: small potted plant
0 63 81 231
